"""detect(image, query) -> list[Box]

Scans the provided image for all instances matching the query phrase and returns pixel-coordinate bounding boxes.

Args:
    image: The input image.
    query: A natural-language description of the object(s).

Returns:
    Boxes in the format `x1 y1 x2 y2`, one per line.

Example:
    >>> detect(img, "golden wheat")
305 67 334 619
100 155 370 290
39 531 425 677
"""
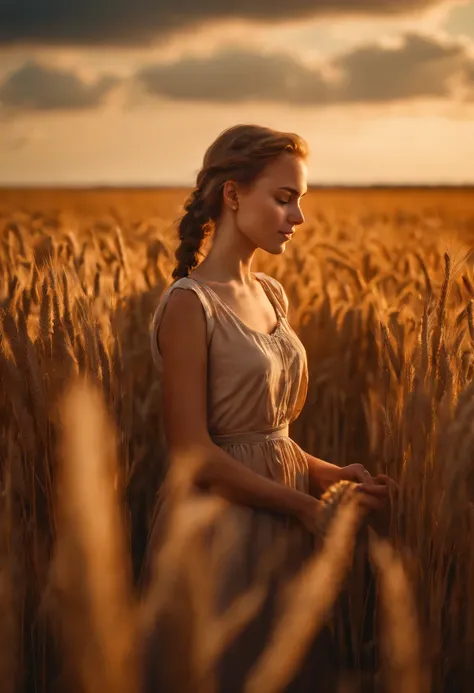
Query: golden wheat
0 187 473 692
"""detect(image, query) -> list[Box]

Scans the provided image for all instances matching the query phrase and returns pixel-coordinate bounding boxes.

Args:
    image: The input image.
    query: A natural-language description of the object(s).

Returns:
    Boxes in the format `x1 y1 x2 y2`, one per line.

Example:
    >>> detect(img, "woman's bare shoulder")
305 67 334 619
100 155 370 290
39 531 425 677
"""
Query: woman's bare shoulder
158 286 207 340
151 280 214 369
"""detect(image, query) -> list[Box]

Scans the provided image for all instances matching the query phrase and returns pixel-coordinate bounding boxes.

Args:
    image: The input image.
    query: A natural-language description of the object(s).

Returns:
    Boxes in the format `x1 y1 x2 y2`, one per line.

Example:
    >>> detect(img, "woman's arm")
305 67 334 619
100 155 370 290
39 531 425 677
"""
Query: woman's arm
191 441 318 520
300 448 397 502
302 449 392 502
305 452 343 493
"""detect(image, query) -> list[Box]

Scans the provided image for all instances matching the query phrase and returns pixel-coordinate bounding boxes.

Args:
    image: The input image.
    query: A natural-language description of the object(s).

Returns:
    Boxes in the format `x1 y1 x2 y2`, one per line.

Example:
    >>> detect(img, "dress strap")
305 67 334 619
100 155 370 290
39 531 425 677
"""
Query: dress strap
254 273 288 318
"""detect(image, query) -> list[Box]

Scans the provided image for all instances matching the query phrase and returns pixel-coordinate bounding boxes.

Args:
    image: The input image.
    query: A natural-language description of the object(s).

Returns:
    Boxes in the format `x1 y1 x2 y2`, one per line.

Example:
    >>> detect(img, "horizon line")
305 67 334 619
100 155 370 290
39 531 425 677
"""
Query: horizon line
1 182 474 190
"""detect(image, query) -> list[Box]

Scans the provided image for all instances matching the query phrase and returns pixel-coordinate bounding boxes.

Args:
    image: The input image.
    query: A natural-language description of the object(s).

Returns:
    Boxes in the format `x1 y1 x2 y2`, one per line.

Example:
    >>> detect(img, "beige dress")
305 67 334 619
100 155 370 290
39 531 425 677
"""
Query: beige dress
142 272 334 692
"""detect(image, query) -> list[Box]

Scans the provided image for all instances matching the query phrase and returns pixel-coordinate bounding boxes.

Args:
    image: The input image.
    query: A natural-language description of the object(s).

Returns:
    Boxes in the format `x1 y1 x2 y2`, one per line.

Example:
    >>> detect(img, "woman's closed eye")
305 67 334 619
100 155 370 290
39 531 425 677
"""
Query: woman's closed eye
276 198 290 205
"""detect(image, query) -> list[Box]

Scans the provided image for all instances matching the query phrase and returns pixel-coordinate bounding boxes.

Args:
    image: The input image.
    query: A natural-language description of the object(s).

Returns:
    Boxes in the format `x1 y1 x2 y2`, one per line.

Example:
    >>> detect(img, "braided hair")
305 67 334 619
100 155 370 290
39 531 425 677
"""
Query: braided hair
171 124 308 281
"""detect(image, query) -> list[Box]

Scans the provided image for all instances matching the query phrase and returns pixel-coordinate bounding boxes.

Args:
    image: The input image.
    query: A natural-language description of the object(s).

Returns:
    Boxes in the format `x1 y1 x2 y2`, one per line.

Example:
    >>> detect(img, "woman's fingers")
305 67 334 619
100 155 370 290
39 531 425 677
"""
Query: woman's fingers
356 493 387 512
340 472 398 516
374 474 399 492
354 483 390 513
341 463 375 485
351 467 371 484
357 483 389 497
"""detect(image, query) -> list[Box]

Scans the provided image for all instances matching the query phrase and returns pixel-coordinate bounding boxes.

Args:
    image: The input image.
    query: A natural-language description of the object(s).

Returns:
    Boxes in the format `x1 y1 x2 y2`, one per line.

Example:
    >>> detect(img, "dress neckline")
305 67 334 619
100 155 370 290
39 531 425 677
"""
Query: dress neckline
187 273 283 339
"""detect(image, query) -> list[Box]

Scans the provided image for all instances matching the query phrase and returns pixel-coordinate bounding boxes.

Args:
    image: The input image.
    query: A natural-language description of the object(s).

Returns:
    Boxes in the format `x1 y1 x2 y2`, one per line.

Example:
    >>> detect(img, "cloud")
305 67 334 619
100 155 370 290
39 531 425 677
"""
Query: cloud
463 60 474 99
333 31 471 102
465 61 474 83
134 32 474 105
137 50 330 104
0 0 459 47
0 60 119 110
3 30 472 112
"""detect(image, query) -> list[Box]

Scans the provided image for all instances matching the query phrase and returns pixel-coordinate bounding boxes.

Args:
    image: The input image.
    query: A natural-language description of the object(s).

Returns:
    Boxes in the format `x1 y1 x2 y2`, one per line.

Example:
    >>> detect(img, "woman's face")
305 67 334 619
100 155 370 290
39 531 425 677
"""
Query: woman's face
235 152 308 255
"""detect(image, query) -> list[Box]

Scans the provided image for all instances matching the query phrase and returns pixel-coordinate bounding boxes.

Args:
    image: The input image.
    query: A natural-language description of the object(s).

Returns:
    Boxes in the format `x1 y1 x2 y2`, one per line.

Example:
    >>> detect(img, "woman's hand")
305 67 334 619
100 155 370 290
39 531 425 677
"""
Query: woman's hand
337 464 398 512
337 463 375 485
373 473 399 494
295 483 388 537
339 465 397 492
303 457 398 534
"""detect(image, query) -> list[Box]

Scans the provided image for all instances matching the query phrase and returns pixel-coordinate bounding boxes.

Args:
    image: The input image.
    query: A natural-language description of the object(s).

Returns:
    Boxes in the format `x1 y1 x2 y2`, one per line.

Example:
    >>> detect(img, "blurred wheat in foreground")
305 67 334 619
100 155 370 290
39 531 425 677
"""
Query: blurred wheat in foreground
50 381 424 693
0 187 474 692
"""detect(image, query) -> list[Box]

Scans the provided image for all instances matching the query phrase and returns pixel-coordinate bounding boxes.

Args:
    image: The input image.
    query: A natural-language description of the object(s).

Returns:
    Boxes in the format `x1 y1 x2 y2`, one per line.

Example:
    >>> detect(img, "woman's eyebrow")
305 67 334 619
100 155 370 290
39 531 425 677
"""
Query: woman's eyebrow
278 186 307 197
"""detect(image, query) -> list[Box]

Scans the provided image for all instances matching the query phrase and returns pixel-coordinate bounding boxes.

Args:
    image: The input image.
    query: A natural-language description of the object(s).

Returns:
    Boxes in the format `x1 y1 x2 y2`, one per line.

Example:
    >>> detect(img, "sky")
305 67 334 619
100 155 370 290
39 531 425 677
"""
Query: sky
0 0 473 186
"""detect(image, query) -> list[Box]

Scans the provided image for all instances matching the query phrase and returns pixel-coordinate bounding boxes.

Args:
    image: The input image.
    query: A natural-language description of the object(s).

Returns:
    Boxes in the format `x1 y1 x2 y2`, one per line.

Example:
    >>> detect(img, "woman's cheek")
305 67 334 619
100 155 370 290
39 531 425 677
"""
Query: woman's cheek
268 200 282 218
276 206 287 224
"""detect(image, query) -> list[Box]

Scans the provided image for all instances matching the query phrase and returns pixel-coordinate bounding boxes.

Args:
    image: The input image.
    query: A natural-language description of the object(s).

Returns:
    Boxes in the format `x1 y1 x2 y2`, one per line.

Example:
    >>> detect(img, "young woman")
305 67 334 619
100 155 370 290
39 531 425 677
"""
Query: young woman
144 124 392 692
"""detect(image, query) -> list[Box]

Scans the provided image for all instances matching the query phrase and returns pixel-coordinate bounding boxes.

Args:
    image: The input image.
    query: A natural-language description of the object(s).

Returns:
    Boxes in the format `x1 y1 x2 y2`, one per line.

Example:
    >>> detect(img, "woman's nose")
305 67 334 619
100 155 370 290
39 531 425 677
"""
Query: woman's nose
289 207 305 226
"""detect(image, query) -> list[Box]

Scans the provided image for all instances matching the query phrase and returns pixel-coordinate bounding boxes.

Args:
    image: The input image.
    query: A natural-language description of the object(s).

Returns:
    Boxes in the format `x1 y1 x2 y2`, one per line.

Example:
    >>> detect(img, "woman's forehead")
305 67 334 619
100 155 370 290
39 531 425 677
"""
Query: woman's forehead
259 156 307 189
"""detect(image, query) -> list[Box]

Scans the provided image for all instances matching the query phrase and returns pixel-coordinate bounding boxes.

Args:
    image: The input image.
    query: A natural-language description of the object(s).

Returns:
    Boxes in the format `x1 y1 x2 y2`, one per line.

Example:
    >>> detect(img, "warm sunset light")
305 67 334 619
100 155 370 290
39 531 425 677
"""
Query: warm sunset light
1 4 474 693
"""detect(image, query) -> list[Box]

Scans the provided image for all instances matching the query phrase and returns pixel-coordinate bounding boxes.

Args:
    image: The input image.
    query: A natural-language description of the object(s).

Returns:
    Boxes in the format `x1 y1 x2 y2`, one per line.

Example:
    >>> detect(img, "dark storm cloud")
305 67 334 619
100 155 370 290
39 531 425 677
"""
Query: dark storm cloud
0 0 457 46
135 33 474 105
0 60 119 110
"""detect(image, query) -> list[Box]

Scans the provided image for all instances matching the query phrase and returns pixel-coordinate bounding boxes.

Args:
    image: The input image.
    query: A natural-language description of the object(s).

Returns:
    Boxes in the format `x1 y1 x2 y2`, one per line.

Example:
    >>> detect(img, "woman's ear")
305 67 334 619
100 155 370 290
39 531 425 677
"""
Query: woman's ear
223 180 239 211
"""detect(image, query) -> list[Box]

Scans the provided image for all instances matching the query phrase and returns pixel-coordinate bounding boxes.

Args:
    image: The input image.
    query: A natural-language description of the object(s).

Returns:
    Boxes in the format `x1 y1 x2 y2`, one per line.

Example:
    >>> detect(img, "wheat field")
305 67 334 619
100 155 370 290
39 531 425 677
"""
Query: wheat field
1 187 474 693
